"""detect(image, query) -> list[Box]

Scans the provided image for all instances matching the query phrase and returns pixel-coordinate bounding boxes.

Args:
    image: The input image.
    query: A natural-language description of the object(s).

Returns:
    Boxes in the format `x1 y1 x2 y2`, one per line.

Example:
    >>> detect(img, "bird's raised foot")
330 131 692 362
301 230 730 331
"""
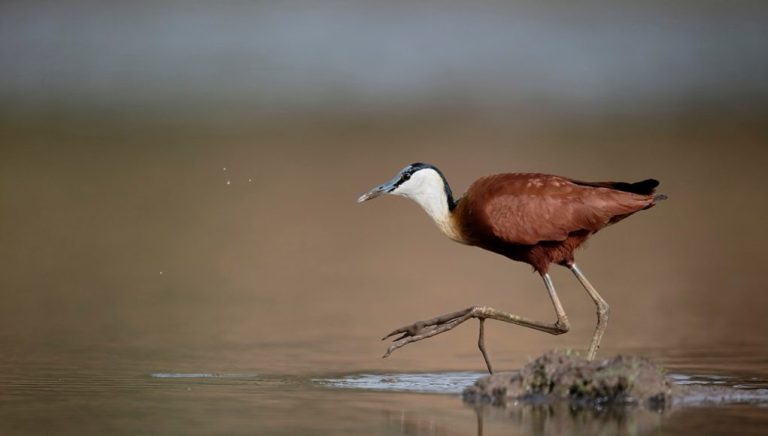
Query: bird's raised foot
382 306 481 358
380 304 573 374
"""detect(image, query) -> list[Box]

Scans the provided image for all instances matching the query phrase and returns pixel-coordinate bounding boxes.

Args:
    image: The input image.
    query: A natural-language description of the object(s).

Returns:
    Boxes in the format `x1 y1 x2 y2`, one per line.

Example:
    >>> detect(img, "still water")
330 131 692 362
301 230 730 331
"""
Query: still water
1 344 767 435
2 92 768 435
3 1 768 432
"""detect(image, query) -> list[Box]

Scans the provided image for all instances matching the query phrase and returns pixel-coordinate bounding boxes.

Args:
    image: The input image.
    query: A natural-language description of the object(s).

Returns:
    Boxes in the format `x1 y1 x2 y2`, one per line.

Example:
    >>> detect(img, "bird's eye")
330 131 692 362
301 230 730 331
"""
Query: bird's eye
402 173 411 181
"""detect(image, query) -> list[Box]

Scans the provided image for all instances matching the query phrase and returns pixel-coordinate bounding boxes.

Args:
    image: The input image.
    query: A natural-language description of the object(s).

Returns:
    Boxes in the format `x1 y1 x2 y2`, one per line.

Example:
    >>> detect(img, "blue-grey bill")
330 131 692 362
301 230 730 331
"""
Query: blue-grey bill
357 182 394 203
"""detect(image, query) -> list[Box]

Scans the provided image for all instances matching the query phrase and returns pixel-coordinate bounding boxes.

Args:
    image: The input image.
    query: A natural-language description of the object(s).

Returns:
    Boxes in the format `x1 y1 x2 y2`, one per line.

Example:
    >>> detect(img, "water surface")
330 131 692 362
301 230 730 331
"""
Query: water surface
2 4 768 430
1 344 767 435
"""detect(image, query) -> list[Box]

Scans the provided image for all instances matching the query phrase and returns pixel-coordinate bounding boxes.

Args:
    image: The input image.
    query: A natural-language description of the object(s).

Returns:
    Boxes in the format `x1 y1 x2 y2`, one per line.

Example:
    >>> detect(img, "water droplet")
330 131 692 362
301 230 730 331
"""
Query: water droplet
226 180 231 185
248 178 253 183
222 167 227 172
159 271 163 275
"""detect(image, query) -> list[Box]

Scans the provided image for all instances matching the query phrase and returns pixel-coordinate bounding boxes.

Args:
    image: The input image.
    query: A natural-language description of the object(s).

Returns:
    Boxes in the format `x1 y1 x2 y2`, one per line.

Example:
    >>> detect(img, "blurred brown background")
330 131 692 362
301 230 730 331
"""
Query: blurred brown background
1 0 767 374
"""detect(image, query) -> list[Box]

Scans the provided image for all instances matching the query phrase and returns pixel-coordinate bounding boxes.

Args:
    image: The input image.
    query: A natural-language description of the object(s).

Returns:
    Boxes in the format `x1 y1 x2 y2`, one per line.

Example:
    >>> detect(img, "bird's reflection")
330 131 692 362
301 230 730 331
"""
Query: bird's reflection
384 402 666 436
473 402 666 436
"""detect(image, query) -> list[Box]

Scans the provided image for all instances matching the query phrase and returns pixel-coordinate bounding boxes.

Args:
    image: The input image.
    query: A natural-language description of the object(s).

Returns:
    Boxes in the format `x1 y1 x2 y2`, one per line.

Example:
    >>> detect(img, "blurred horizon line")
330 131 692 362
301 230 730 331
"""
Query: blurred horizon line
2 1 767 121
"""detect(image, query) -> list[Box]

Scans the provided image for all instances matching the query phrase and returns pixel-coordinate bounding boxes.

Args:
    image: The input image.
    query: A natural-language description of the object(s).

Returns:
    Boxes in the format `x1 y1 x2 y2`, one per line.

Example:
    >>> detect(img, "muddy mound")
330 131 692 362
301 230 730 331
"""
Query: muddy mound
463 351 674 410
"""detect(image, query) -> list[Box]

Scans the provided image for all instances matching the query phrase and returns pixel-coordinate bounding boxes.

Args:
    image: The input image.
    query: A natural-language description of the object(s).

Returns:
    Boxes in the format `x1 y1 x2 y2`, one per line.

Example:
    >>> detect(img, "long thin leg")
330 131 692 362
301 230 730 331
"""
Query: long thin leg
568 263 610 360
477 319 493 374
382 273 571 373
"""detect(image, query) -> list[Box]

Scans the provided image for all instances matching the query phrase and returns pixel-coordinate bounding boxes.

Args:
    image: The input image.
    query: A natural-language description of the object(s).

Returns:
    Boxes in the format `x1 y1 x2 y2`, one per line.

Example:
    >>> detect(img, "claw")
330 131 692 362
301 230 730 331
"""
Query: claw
382 346 395 358
382 321 428 340
381 307 478 360
381 331 397 341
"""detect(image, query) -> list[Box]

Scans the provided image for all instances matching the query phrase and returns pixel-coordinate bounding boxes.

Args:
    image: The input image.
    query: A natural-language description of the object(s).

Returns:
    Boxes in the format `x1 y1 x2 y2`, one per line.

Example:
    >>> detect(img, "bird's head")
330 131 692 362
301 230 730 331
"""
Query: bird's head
357 162 463 242
357 162 453 205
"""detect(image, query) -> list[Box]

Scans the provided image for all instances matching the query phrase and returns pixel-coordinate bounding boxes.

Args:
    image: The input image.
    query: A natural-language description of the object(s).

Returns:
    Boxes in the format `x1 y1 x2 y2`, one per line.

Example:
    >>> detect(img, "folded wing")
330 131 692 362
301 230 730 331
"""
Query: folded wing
469 174 657 245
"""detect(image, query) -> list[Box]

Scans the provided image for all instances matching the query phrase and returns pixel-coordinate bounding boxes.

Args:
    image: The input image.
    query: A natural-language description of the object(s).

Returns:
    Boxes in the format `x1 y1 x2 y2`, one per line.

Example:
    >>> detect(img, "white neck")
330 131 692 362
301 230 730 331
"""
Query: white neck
391 169 464 242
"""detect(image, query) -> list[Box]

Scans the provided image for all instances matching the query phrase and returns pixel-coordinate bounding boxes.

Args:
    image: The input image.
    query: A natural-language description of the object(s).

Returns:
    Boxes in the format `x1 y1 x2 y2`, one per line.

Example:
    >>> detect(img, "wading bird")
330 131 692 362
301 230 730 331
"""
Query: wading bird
357 163 665 373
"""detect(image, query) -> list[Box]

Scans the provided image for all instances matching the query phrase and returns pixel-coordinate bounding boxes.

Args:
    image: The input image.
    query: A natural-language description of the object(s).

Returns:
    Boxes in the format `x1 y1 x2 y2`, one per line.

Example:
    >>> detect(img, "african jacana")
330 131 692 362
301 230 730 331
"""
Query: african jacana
357 163 665 373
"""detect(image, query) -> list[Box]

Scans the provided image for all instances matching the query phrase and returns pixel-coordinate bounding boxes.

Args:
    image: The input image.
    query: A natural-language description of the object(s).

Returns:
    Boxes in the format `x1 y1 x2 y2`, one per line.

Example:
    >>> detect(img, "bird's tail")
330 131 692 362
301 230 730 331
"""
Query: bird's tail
571 178 661 196
653 193 668 203
628 179 660 195
639 192 668 211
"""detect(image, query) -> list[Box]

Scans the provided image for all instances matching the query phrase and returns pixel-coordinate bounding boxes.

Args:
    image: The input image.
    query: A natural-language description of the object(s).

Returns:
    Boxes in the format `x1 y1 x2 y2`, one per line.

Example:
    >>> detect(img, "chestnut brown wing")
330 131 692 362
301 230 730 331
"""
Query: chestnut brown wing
470 174 655 245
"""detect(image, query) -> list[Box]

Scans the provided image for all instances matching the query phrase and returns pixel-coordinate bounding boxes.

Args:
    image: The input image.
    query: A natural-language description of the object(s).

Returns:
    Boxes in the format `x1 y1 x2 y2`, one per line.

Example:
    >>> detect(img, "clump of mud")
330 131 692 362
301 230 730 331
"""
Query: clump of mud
463 351 673 410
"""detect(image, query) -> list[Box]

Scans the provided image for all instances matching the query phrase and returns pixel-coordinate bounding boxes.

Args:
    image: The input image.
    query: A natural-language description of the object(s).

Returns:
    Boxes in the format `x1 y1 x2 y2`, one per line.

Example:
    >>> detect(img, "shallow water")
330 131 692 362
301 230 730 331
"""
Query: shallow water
2 13 768 429
1 345 767 435
2 123 768 434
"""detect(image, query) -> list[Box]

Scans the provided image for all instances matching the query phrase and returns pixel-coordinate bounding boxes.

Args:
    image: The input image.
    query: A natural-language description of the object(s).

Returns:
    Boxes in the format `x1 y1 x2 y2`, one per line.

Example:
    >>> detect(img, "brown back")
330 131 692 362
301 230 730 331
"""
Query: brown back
456 173 657 246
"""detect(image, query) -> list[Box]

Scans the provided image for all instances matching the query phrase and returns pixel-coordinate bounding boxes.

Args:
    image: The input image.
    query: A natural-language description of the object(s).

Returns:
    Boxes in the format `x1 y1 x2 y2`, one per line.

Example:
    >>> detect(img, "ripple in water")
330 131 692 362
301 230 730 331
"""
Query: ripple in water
150 373 259 379
317 372 484 394
318 371 768 405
